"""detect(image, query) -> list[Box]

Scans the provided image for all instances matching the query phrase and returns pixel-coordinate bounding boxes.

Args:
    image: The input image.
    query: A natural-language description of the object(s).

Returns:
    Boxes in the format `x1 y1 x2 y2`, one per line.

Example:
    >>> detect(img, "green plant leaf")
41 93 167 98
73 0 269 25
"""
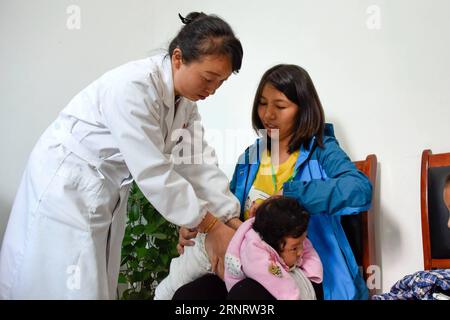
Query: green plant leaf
142 270 151 281
132 225 145 236
135 234 147 248
131 271 143 282
155 214 167 228
122 235 134 246
129 204 140 222
136 246 147 259
135 188 145 200
145 249 158 260
121 244 135 256
129 258 139 270
120 255 131 266
144 223 158 235
161 254 169 265
143 204 156 222
120 182 179 300
118 273 127 284
151 233 167 240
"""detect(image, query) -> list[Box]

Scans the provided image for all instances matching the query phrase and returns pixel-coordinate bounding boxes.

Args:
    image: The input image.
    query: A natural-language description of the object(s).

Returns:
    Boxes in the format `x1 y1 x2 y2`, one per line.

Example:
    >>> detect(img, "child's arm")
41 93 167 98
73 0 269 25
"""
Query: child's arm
240 239 300 300
298 238 323 283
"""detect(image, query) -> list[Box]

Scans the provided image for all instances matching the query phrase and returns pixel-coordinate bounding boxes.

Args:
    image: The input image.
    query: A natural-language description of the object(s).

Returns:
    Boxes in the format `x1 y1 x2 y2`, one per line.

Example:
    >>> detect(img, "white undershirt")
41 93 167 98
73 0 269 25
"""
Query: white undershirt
289 267 317 300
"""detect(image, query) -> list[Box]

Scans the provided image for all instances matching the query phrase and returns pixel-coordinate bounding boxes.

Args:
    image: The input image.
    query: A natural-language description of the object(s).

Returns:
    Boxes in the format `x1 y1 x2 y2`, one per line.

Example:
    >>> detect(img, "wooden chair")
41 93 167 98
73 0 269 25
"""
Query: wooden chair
420 149 450 270
341 154 377 294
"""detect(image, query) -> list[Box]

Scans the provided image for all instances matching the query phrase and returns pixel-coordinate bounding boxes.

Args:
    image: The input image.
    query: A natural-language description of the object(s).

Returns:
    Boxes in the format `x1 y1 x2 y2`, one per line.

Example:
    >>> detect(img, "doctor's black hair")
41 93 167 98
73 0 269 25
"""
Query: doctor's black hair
252 196 309 253
169 12 243 73
251 64 325 153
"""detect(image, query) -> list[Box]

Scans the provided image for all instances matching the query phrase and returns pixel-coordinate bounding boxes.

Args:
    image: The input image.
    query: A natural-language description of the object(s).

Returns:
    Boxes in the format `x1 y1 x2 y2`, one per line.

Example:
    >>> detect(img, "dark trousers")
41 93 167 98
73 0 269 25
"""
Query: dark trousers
172 274 324 300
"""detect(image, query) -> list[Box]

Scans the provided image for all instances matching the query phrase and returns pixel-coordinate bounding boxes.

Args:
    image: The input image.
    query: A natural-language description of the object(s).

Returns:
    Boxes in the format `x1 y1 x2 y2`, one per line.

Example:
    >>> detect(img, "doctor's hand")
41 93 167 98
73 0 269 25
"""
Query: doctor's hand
225 217 243 230
205 221 235 280
177 227 198 255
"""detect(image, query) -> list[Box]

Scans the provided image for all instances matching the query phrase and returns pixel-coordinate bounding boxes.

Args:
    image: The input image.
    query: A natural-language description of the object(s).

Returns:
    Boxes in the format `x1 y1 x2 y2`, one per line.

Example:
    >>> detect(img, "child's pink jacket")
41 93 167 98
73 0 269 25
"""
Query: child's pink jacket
224 217 323 300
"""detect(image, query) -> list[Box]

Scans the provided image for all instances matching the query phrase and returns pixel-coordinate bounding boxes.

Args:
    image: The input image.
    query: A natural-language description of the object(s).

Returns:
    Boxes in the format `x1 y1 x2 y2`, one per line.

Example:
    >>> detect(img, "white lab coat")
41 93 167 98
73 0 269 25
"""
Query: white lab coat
0 52 240 299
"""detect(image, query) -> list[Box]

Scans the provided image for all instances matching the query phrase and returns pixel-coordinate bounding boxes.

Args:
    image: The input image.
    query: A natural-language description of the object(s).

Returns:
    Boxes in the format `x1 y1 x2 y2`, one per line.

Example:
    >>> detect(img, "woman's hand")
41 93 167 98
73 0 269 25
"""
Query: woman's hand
205 221 236 280
177 227 198 255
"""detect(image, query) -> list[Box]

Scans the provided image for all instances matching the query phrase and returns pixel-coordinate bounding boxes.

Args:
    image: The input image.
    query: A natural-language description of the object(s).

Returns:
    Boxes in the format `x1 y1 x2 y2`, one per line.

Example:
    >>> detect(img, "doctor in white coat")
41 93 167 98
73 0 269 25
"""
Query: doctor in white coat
0 12 243 299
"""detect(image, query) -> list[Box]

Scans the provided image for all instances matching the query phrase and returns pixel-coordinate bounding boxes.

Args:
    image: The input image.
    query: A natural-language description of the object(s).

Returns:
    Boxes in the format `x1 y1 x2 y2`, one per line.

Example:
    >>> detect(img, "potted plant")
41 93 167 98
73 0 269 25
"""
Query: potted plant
118 182 179 299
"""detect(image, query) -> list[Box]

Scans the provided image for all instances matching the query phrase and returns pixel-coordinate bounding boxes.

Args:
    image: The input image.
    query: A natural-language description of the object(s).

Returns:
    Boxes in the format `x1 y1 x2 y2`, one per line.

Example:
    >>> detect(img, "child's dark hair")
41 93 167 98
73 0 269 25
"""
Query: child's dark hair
252 64 325 153
169 12 243 73
252 196 310 252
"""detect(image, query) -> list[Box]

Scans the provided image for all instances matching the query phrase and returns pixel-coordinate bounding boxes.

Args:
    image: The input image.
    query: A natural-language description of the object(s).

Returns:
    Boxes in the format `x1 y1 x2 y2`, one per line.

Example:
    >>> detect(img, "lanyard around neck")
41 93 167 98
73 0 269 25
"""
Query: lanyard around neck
267 141 317 193
269 153 298 194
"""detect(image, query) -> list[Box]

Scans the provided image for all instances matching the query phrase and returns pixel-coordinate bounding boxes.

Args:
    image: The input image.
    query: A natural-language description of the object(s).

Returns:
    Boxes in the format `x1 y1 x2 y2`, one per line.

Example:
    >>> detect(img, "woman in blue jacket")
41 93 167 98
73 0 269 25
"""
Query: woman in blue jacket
175 64 372 300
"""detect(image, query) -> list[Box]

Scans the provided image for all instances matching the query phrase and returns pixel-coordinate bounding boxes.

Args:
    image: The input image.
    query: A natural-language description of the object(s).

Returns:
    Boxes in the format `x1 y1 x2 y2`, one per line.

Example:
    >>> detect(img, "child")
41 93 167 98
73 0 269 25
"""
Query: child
154 196 323 300
224 196 323 300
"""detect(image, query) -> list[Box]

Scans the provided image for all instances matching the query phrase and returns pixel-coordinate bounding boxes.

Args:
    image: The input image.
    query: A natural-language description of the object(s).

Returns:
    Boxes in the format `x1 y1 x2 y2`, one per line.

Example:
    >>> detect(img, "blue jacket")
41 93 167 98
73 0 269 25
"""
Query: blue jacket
230 123 372 300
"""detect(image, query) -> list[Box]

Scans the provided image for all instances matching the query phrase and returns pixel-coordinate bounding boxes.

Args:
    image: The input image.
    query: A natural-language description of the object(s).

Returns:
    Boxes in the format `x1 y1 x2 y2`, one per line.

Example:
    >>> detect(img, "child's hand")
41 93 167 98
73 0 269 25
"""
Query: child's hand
248 201 261 218
248 190 282 218
274 189 283 196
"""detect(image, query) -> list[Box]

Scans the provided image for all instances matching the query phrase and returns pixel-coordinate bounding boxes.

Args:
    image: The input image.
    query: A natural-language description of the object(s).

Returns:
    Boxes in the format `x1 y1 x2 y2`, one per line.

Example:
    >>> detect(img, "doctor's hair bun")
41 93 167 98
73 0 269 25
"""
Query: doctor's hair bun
178 12 206 25
169 12 243 73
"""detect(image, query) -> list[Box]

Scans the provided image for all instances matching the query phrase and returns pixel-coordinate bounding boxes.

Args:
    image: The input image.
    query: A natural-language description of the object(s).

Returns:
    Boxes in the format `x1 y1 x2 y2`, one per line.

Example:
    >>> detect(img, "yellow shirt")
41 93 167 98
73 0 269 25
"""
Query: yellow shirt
243 150 300 220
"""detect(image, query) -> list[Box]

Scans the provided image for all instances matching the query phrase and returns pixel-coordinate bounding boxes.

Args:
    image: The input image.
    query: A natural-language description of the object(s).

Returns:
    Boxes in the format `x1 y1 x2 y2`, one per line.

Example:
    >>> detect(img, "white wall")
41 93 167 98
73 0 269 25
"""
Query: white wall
1 0 450 293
